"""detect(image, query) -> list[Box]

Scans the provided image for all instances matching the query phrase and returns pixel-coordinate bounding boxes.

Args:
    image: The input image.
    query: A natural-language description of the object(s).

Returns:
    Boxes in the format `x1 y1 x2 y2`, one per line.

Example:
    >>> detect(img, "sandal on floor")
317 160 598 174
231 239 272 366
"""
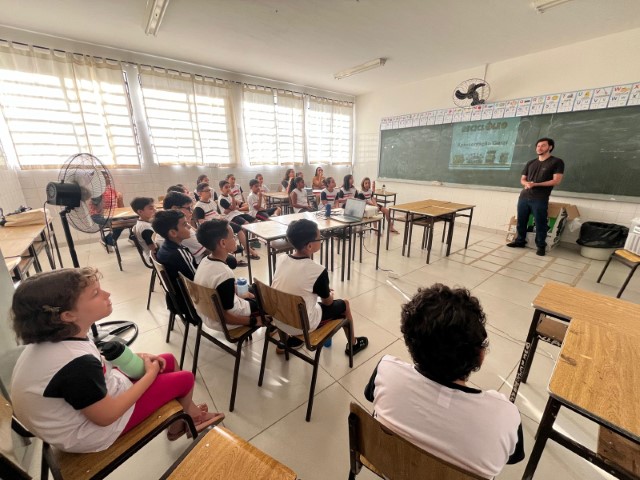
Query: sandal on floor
249 253 261 260
167 410 224 441
345 337 369 356
390 228 400 234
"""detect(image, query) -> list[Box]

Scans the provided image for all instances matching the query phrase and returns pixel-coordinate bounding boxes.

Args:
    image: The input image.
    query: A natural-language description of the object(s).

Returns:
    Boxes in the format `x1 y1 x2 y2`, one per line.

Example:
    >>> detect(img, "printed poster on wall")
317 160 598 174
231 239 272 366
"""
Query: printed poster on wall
628 83 640 106
449 117 521 171
492 102 506 118
558 92 576 112
481 104 494 120
528 96 545 115
516 98 531 117
543 94 560 114
590 87 611 109
573 90 593 111
608 84 631 107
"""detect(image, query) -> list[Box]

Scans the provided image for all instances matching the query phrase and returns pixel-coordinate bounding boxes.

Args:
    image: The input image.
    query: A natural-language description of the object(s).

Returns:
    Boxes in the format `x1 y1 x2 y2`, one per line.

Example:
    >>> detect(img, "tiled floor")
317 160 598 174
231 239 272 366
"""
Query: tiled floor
22 224 640 479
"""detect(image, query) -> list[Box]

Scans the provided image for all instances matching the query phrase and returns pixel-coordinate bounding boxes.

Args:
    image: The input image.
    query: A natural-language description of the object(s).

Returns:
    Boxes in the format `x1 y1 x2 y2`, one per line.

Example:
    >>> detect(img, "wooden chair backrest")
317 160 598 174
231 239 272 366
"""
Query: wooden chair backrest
130 233 154 269
178 274 233 339
150 252 177 297
348 403 486 480
254 279 308 333
0 395 32 479
598 426 640 477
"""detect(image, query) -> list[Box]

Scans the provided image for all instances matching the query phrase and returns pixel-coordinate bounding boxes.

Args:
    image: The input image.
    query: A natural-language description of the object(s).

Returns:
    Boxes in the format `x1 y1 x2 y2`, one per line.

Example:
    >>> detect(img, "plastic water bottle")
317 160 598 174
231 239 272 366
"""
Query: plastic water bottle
325 203 331 217
101 341 146 379
382 184 386 194
236 278 249 296
324 338 332 347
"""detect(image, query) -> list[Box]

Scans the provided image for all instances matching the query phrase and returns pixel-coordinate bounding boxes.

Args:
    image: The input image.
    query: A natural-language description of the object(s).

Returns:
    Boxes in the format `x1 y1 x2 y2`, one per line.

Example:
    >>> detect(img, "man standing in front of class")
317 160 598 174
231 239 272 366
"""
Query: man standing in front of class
507 138 564 257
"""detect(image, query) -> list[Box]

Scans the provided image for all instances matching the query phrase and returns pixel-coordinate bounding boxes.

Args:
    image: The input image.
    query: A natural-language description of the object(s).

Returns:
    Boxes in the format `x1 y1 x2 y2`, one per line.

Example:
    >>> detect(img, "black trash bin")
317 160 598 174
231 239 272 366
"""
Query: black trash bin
576 222 628 248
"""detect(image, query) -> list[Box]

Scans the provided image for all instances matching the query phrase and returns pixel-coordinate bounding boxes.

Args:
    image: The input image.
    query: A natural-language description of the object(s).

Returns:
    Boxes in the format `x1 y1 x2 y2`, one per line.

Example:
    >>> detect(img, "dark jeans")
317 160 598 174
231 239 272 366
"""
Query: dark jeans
92 214 123 245
516 198 549 248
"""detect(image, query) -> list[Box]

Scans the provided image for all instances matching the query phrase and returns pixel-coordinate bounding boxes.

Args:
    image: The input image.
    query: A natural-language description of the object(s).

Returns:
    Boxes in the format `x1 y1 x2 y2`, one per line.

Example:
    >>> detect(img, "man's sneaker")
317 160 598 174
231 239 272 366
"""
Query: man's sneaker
345 337 369 356
506 241 526 248
536 247 546 256
276 336 304 354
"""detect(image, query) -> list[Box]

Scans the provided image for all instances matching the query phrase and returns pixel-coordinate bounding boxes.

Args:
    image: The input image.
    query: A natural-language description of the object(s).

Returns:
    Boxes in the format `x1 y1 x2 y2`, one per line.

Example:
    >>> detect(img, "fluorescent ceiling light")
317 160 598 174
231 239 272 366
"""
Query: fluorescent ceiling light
334 58 387 80
532 0 574 14
145 0 170 36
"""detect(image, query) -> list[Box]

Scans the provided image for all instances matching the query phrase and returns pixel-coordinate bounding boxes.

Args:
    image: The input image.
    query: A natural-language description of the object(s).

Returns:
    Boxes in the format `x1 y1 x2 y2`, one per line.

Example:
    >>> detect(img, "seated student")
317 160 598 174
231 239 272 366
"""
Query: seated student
336 174 357 206
280 168 296 192
153 209 198 288
226 174 248 212
247 179 281 220
194 220 266 331
289 176 312 213
218 180 260 260
193 183 221 225
164 192 245 268
193 174 209 201
10 267 222 453
90 173 123 247
271 219 368 355
255 173 269 192
130 197 158 260
364 284 524 478
311 166 326 190
357 177 399 234
320 177 340 208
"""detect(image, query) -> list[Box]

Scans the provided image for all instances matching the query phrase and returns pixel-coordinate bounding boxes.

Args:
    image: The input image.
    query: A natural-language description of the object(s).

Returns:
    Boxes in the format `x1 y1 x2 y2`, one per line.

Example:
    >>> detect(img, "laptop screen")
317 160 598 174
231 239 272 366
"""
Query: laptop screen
344 198 366 219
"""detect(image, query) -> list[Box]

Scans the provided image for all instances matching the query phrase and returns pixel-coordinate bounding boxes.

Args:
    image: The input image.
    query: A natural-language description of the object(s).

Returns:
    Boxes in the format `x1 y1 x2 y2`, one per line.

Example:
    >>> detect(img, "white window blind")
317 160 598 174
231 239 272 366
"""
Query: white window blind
306 97 353 165
243 86 304 165
0 42 140 169
139 67 235 166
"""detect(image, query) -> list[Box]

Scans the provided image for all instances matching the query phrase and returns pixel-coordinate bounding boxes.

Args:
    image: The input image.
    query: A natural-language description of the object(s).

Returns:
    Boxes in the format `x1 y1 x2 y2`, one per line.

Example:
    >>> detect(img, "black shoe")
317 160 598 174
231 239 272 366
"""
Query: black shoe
250 240 261 249
235 259 249 267
345 337 369 356
536 247 546 256
276 336 304 354
234 245 244 254
506 241 526 248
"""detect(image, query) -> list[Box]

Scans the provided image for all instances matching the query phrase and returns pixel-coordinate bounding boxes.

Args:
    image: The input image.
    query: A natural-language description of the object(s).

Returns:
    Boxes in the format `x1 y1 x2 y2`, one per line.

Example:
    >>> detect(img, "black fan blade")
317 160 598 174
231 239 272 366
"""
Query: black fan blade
455 89 471 100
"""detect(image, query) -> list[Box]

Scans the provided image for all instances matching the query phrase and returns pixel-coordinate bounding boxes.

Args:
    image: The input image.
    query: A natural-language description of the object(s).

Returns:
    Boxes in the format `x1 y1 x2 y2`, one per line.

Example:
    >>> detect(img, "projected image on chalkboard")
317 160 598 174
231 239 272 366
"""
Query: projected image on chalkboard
450 118 520 170
379 105 640 198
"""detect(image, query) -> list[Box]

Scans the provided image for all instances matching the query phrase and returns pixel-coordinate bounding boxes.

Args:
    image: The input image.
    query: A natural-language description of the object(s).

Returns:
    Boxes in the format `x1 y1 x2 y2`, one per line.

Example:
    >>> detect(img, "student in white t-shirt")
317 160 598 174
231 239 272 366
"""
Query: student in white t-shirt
193 174 209 202
337 174 357 206
364 284 525 478
247 179 281 220
288 176 312 213
192 183 222 226
357 177 399 234
255 173 270 193
226 174 248 212
194 220 265 331
320 176 340 208
10 267 223 454
218 180 260 260
130 197 157 260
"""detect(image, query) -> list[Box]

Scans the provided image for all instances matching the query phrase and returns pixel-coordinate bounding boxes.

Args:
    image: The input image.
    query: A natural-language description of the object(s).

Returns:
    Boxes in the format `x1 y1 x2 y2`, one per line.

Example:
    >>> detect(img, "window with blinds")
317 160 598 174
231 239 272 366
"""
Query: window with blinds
306 97 353 165
139 67 235 166
243 86 304 165
0 42 140 169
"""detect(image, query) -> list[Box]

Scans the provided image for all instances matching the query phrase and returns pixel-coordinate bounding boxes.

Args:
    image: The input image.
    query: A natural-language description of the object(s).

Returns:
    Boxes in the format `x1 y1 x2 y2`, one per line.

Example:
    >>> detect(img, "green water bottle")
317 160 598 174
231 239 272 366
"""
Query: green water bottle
101 341 146 379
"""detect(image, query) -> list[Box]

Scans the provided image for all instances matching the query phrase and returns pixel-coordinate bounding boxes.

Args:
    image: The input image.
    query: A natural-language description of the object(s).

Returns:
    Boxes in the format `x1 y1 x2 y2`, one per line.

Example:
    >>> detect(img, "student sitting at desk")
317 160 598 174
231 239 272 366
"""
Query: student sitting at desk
312 167 326 189
288 176 312 213
193 174 209 201
358 177 398 234
280 168 295 192
320 177 340 208
218 180 260 260
255 173 269 192
336 174 357 206
130 197 158 260
247 179 281 220
90 175 123 247
271 219 368 355
364 284 524 478
194 220 265 331
227 174 248 212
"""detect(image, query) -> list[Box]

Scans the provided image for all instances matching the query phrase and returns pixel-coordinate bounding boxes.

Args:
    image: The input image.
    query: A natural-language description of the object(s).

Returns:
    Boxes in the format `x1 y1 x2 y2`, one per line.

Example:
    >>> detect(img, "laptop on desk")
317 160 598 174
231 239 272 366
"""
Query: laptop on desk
330 198 366 224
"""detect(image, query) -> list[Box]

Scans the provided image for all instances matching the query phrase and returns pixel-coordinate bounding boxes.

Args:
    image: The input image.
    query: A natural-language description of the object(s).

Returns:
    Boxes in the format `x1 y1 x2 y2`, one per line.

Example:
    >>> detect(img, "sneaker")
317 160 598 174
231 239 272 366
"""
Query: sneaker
250 240 262 249
345 337 369 356
234 245 244 255
276 336 304 354
506 241 526 248
536 247 546 256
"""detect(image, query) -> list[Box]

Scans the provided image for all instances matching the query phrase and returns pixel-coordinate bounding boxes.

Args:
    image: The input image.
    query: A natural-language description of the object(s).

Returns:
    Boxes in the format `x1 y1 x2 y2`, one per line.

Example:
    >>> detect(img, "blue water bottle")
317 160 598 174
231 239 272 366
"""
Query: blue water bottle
236 278 249 296
325 204 331 217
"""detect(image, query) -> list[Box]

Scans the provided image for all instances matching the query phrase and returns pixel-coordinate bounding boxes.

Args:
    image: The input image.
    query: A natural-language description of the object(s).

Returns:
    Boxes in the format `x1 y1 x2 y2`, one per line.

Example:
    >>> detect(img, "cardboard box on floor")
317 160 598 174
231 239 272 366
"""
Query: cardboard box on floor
505 202 580 252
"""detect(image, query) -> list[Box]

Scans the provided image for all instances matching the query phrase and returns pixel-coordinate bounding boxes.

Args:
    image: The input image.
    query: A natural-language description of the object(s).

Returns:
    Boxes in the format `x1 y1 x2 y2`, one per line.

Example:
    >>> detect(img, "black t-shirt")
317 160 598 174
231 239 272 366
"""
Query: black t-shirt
519 156 564 200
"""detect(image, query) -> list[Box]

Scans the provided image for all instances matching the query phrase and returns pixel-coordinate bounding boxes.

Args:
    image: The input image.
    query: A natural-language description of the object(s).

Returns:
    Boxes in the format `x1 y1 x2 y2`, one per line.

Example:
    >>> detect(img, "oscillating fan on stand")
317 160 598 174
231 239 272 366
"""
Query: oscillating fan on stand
46 153 138 346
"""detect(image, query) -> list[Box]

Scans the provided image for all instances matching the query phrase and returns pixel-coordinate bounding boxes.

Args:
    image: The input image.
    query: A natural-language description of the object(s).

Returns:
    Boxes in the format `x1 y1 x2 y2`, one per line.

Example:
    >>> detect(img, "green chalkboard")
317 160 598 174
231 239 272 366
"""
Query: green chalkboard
379 106 640 198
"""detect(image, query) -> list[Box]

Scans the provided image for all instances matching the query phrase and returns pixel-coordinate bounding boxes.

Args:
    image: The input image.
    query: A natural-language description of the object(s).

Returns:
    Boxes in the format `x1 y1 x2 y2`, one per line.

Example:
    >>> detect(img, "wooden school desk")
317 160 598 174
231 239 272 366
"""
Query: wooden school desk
105 206 140 271
240 220 289 283
388 200 475 264
0 218 60 279
519 282 640 479
267 211 382 282
263 191 291 214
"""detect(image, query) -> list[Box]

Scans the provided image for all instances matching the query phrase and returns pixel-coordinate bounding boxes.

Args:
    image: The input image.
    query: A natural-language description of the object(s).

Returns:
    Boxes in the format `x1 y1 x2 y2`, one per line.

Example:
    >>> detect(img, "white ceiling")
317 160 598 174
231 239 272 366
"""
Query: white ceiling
1 0 640 96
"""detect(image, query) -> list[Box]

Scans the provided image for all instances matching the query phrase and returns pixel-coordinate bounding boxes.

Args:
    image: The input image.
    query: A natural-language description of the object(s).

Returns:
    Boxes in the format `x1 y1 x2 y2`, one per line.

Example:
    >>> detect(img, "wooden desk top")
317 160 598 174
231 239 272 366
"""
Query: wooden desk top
535 282 640 442
241 221 288 241
374 189 396 196
5 256 20 272
263 191 289 199
270 212 382 230
0 223 46 258
165 427 296 479
111 207 139 219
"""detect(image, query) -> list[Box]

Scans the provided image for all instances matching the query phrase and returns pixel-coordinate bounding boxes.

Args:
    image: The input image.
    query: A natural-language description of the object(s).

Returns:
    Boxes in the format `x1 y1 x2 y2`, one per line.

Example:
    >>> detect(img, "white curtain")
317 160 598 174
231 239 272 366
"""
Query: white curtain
0 41 139 169
276 91 305 165
306 97 353 165
139 67 236 166
243 85 278 165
